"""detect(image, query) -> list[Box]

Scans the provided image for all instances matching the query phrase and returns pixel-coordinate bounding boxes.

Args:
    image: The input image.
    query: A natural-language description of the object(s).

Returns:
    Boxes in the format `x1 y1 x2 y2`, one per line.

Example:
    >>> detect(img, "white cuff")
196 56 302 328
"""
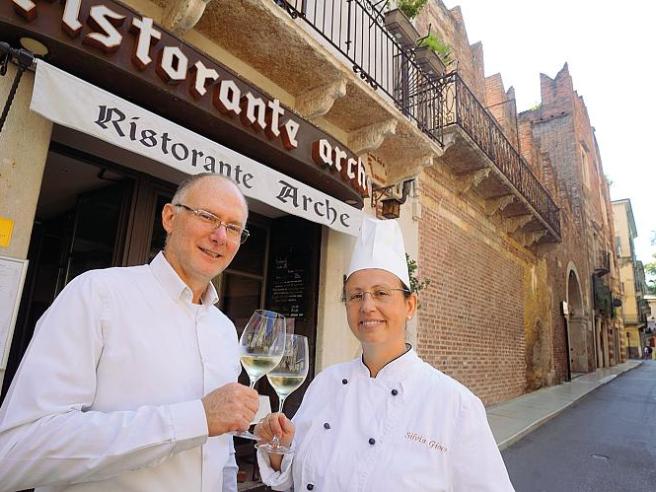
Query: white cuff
168 399 208 453
256 447 294 489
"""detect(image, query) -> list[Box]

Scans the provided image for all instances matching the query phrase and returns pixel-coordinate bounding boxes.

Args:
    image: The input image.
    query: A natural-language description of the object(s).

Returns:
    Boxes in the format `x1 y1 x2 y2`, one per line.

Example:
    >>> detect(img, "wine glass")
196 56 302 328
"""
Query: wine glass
256 334 309 454
235 309 286 440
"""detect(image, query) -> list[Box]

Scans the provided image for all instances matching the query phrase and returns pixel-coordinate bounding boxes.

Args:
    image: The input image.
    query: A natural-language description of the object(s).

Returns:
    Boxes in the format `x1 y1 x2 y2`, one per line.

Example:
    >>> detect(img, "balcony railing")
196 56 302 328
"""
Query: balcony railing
594 251 610 276
275 0 444 146
274 1 560 240
439 72 561 240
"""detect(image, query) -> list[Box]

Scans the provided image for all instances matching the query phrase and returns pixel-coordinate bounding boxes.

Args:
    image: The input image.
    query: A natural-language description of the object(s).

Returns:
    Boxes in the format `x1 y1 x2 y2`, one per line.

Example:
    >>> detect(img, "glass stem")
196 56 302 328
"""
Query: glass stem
271 396 286 448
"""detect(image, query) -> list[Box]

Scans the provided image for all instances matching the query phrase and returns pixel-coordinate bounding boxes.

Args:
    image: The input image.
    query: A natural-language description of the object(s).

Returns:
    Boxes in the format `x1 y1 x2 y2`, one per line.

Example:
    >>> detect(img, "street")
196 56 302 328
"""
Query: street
502 361 656 492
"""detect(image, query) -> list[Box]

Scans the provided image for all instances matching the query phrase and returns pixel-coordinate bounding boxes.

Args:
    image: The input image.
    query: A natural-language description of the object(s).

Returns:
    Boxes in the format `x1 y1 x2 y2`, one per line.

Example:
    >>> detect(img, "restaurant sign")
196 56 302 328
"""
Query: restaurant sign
3 0 369 202
32 61 363 235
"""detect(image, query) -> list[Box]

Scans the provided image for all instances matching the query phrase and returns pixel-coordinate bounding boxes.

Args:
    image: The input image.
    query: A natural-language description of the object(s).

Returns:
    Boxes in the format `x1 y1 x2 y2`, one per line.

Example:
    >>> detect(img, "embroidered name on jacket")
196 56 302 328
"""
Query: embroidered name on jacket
405 432 448 454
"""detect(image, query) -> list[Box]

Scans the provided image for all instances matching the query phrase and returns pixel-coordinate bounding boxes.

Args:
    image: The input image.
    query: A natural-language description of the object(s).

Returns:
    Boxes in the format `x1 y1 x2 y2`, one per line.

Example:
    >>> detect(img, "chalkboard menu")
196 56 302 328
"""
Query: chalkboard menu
265 215 320 417
270 253 306 318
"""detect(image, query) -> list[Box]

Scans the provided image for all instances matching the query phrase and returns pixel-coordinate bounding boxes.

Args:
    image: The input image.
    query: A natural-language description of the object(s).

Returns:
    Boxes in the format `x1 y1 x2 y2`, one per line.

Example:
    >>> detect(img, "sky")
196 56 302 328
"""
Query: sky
441 0 655 266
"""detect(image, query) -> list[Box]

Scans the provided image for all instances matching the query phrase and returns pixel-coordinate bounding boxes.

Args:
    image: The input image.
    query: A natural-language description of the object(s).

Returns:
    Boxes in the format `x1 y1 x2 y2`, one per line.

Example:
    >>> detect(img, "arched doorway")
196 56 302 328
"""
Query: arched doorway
566 266 589 374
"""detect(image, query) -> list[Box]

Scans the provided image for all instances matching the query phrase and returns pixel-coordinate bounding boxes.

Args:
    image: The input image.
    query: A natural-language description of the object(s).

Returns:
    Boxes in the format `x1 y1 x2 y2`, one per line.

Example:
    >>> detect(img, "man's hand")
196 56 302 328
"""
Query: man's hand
254 412 295 448
201 383 259 436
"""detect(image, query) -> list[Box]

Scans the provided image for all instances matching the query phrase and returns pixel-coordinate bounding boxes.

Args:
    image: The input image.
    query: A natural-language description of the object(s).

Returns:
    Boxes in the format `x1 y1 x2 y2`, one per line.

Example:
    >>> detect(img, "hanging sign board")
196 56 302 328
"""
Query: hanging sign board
31 61 363 236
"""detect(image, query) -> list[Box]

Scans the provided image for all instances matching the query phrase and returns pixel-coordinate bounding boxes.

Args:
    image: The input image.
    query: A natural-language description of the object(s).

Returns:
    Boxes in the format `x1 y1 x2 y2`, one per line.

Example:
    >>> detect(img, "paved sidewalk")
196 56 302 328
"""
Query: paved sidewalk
487 360 643 450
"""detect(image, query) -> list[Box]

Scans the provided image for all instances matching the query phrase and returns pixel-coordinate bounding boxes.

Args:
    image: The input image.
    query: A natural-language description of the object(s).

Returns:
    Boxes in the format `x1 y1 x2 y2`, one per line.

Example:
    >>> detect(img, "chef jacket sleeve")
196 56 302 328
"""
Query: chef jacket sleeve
0 272 209 492
451 394 515 491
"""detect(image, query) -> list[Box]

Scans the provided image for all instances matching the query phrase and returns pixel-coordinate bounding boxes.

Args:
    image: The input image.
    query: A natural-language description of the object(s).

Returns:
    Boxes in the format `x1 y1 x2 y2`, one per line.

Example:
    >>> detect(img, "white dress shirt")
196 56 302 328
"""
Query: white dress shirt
0 252 241 492
258 349 515 491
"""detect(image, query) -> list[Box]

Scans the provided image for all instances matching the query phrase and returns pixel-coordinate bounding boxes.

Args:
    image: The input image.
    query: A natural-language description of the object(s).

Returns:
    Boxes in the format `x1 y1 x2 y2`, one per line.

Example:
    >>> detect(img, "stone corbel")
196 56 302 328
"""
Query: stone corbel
386 154 433 183
515 230 547 248
455 167 490 194
295 79 347 120
162 0 212 35
503 214 532 234
347 119 398 154
440 127 457 151
485 194 515 216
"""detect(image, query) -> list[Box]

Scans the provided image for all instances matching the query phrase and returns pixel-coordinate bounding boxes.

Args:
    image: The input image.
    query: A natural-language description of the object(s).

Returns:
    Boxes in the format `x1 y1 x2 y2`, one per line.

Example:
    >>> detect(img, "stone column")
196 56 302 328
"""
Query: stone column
0 64 52 388
315 227 359 371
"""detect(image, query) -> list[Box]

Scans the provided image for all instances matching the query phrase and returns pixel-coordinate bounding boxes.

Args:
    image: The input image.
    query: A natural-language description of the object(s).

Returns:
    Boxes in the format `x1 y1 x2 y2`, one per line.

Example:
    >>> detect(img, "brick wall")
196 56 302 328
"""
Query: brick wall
415 1 487 101
484 74 519 149
417 167 527 405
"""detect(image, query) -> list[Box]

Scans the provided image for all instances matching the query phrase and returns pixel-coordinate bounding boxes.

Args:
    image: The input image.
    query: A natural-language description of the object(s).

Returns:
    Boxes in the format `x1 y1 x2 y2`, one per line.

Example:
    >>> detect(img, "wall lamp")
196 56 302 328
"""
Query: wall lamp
370 178 416 219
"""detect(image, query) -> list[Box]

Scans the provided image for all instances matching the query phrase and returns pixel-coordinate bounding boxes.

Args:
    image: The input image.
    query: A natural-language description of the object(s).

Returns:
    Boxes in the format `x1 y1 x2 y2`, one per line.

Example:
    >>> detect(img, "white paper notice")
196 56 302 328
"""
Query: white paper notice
0 256 28 369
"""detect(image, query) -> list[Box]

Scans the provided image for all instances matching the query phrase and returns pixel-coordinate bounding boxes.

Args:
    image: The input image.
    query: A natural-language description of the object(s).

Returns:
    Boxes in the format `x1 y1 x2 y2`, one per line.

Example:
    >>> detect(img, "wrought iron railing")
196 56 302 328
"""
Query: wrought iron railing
275 0 443 146
273 1 560 239
440 72 561 239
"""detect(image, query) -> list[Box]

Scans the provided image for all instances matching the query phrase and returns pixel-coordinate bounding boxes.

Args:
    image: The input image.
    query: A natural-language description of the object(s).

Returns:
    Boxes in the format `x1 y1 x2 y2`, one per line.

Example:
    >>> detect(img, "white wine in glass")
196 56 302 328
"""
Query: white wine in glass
257 334 309 454
235 309 286 440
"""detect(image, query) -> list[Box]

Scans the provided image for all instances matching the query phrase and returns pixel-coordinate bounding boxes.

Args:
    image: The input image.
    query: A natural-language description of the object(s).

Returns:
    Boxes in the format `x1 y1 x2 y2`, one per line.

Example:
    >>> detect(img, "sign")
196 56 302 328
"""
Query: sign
0 217 14 248
32 61 362 236
561 301 568 316
0 256 28 369
1 0 369 203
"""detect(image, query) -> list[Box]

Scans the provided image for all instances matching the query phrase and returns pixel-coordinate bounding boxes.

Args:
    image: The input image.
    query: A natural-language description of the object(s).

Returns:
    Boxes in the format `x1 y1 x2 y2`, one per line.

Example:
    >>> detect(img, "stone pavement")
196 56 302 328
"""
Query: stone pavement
487 360 643 450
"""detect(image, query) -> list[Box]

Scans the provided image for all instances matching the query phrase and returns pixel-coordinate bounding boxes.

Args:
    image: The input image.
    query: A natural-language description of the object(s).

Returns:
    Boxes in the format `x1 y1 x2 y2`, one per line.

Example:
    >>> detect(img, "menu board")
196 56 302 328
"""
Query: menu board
269 251 306 319
0 256 28 369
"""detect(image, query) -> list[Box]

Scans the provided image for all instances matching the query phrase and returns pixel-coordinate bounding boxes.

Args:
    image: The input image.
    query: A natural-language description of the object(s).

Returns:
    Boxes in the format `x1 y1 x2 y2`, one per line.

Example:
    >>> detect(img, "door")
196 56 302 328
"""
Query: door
2 176 132 400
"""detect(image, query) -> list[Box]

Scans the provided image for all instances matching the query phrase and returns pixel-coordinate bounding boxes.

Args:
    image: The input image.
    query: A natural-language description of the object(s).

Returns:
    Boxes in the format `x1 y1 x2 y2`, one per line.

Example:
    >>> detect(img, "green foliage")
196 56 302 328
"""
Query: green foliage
645 255 656 295
418 32 452 66
397 0 429 19
406 253 431 294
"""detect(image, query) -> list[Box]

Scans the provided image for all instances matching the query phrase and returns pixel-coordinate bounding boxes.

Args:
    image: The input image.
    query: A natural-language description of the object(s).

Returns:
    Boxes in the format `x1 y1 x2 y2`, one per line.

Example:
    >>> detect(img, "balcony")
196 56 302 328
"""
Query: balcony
593 275 612 317
594 251 611 277
191 0 561 239
438 73 561 245
194 0 445 184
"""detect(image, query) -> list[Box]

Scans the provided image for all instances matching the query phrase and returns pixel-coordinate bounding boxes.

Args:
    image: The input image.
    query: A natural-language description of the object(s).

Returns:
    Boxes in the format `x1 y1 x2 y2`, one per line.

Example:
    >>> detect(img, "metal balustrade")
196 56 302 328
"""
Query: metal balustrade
276 0 444 146
275 1 560 240
440 72 561 239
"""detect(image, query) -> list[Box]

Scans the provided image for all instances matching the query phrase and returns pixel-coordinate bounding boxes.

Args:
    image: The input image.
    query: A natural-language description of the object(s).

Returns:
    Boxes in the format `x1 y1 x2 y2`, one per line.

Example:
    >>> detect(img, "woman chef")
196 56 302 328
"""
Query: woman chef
255 217 515 491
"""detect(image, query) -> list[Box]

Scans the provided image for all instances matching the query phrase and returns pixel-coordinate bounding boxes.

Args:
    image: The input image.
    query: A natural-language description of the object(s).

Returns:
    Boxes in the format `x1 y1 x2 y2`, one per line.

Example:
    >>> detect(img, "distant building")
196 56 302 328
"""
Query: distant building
612 199 648 358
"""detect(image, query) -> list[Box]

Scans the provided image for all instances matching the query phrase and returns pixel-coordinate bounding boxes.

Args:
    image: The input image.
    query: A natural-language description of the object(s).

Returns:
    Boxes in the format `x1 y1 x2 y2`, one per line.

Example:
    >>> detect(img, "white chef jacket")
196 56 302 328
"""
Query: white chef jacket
258 348 514 491
0 252 241 492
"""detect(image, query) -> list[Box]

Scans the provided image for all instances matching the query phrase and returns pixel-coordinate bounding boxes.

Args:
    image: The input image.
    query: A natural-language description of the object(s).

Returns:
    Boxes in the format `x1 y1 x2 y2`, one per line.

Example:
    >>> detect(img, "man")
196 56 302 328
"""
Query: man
0 173 258 491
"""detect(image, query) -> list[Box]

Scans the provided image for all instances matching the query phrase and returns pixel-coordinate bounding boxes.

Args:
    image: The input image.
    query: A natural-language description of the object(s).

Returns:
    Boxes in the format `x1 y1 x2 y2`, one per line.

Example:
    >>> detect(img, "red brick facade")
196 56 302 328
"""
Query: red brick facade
417 168 527 405
408 2 622 404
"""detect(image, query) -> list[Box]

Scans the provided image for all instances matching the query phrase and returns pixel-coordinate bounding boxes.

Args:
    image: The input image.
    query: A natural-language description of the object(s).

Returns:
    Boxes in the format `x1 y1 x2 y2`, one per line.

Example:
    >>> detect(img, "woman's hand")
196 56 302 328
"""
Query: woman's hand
254 412 295 448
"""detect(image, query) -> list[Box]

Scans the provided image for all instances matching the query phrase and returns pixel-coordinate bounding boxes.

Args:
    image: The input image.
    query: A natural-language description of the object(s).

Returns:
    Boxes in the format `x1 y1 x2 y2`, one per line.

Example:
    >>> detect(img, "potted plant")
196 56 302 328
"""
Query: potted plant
384 0 428 47
414 32 452 77
397 0 429 19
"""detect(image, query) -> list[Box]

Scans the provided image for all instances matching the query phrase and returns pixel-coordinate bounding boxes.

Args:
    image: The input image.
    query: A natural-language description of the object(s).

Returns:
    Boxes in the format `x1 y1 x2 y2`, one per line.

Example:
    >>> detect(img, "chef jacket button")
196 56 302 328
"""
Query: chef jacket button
391 389 398 396
342 378 348 385
323 422 331 429
368 438 376 445
307 484 314 490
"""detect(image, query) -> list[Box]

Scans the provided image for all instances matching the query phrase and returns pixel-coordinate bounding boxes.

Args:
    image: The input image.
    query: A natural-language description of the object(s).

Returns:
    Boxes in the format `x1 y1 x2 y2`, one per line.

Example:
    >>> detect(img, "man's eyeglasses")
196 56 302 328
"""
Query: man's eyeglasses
173 203 250 244
343 288 410 305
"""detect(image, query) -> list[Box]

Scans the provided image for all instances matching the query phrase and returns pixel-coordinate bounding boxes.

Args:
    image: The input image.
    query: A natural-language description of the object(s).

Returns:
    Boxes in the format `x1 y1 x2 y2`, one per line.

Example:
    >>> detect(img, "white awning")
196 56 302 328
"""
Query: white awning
30 61 362 236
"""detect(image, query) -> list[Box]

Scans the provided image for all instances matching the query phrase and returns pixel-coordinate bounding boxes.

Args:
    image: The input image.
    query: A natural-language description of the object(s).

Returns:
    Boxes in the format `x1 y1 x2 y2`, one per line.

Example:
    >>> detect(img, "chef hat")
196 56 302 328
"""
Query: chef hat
346 216 411 289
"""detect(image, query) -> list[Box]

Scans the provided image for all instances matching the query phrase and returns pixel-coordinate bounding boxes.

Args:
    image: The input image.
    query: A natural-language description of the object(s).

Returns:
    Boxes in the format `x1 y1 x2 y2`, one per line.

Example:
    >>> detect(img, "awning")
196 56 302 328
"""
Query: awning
30 61 362 236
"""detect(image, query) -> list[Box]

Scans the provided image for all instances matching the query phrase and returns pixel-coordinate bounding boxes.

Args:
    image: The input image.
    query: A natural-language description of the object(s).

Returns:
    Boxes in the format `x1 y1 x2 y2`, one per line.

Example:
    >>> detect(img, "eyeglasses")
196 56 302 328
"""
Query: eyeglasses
173 203 250 244
343 288 410 305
